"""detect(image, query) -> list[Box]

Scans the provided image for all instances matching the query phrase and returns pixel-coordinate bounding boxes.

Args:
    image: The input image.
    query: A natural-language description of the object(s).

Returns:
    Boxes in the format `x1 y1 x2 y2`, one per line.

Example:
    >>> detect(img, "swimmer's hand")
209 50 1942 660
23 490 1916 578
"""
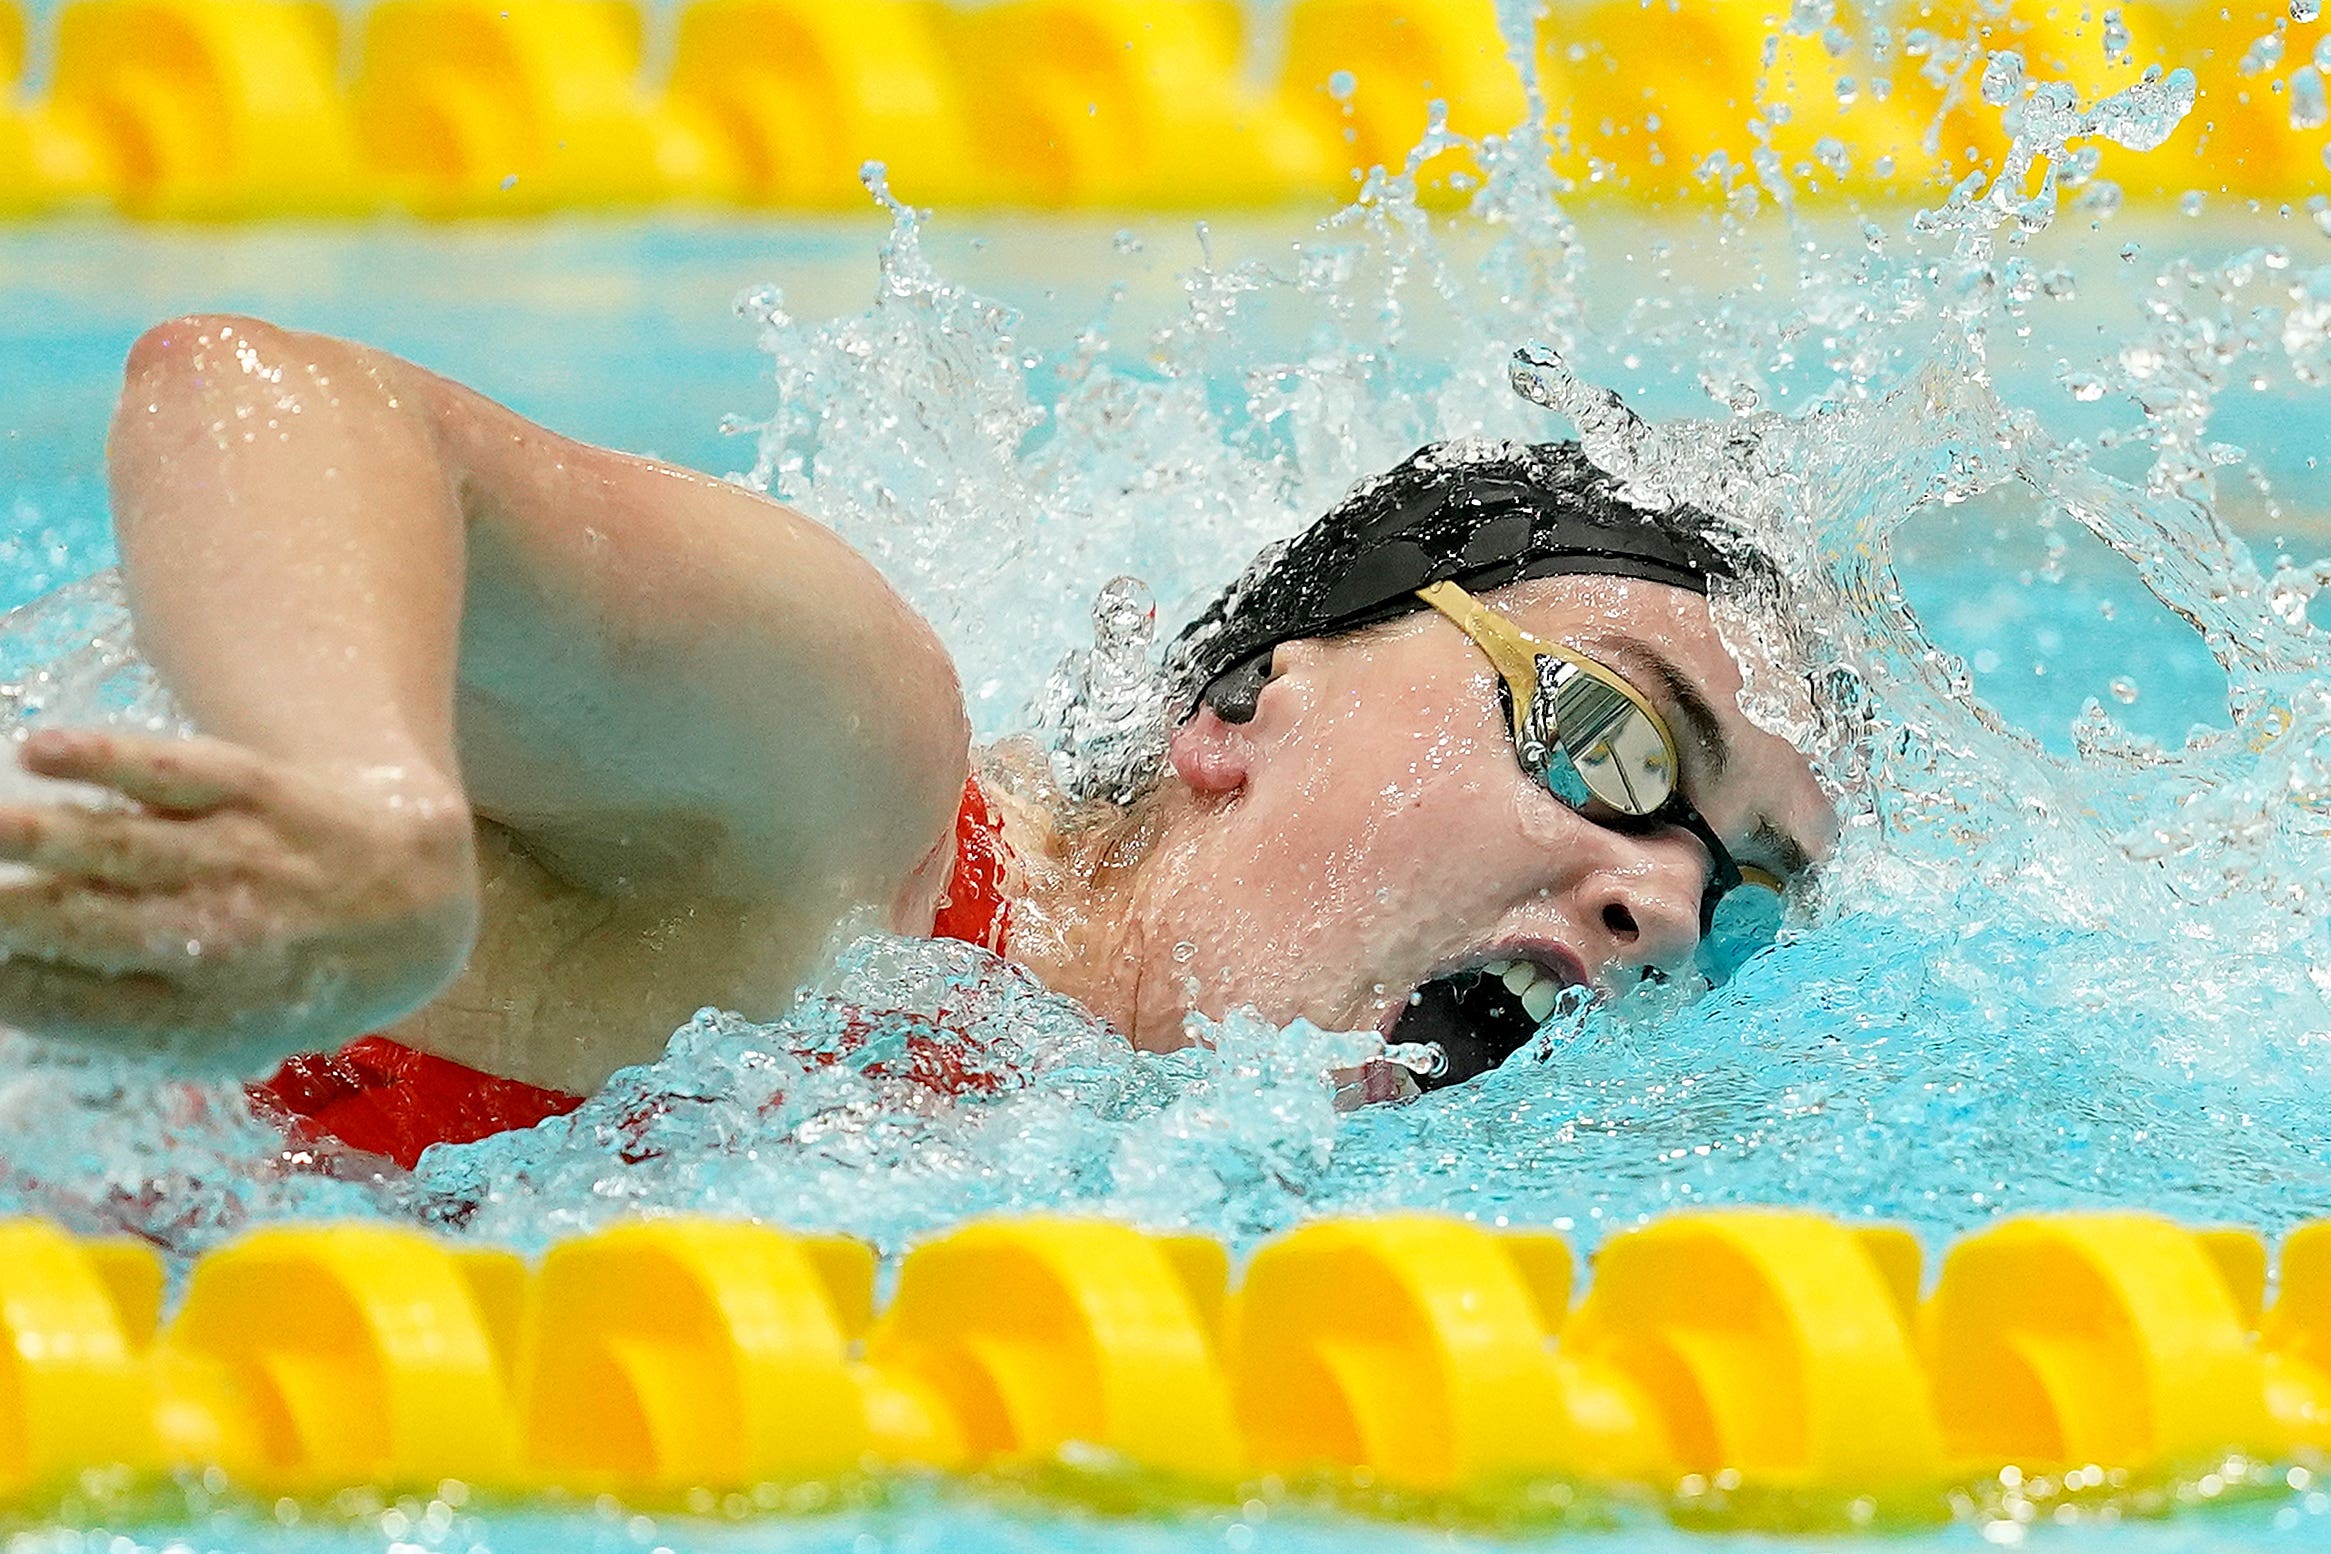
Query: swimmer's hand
0 728 477 1074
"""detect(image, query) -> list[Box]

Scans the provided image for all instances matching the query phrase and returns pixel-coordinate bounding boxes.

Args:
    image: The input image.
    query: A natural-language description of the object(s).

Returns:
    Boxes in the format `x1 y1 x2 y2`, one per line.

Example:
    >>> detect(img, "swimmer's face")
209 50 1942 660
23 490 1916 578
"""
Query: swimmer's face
1147 573 1836 1058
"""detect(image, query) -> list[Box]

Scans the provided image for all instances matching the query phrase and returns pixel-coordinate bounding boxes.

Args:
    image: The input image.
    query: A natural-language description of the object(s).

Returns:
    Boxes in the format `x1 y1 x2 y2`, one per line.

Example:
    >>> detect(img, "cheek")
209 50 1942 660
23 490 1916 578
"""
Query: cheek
1274 712 1518 888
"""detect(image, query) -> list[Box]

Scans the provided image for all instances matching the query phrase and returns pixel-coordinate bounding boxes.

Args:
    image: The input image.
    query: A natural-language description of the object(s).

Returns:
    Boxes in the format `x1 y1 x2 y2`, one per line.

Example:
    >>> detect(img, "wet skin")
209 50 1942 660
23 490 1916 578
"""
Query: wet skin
1012 573 1839 1057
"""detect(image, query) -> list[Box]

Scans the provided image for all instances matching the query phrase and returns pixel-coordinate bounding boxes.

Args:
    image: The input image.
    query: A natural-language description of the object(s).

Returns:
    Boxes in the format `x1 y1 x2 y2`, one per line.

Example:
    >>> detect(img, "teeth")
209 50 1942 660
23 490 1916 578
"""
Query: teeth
1472 955 1568 1026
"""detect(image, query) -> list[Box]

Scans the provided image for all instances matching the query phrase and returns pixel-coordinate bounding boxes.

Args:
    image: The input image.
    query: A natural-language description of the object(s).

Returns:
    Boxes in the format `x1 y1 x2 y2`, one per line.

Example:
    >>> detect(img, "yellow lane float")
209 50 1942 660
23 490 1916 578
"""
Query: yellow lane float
937 0 1330 208
1278 0 1526 202
0 0 2321 215
352 0 671 214
520 1220 869 1492
866 1216 1239 1478
1540 0 1947 200
0 2 62 212
0 1221 156 1496
5 1207 2330 1512
1561 1212 1945 1497
2256 1221 2331 1446
1922 1214 2282 1471
662 0 980 208
1227 1216 1597 1491
45 0 360 216
151 1224 516 1492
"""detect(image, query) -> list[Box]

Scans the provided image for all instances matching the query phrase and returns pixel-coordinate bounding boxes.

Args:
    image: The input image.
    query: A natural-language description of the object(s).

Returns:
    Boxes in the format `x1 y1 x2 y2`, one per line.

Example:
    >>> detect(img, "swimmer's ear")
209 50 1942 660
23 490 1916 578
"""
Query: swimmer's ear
1169 702 1252 795
1174 643 1308 794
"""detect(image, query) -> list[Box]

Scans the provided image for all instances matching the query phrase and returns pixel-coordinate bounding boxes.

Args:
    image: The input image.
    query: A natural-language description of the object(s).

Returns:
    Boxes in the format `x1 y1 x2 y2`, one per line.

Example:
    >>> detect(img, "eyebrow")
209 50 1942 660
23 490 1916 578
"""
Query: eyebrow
1591 632 1731 784
1591 631 1816 880
1751 818 1814 880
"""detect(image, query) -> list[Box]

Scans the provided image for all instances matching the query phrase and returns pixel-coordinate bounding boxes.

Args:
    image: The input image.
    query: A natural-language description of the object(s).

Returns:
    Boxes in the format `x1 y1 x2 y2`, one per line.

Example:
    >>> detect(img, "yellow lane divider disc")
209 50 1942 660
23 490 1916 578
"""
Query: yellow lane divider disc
47 0 364 217
0 1221 158 1495
865 1216 1240 1480
520 1219 870 1492
154 1223 516 1493
1922 1213 2285 1474
1562 1211 1945 1497
354 0 670 216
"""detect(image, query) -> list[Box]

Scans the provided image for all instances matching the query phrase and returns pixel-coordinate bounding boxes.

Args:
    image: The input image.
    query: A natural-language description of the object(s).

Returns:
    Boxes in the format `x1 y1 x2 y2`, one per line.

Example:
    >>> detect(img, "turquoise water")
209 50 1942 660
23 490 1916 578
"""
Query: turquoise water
8 55 2331 1551
9 1472 2331 1554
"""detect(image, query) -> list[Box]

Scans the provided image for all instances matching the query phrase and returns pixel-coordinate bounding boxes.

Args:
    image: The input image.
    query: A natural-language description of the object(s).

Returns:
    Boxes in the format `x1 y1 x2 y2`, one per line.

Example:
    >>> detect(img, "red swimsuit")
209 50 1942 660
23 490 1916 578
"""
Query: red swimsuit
245 777 1015 1169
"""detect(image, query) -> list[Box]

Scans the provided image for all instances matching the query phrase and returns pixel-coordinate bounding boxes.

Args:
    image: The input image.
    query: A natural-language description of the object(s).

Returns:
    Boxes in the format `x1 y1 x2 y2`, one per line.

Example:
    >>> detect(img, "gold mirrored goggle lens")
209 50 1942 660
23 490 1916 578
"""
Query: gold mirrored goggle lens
1547 665 1676 816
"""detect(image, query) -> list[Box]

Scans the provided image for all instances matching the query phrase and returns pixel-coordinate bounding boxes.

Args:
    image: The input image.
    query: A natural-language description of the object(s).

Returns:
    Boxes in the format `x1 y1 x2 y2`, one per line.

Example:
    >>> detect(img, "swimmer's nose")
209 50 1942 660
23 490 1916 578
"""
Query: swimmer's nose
1578 834 1704 975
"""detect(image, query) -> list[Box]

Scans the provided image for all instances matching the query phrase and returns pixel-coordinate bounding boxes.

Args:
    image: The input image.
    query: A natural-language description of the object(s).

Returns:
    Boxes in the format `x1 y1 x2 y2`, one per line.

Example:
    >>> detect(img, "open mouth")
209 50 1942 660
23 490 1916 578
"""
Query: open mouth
1386 954 1580 1091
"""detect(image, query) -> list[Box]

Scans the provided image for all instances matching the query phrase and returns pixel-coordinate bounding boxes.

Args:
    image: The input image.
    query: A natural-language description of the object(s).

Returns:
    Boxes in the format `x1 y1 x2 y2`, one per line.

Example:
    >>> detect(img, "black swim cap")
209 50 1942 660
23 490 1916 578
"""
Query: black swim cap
1169 439 1736 723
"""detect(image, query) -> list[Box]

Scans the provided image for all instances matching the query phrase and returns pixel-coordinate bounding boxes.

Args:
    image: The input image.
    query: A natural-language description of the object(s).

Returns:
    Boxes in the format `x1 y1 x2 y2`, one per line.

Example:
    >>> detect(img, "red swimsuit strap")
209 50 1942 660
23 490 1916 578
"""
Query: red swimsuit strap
930 772 1016 954
249 775 1018 1166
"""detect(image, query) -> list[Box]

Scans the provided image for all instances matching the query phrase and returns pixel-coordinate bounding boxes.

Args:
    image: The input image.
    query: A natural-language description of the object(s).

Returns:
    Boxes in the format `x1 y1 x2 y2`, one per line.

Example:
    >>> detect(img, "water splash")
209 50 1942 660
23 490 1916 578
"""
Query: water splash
411 934 1372 1258
1029 573 1171 803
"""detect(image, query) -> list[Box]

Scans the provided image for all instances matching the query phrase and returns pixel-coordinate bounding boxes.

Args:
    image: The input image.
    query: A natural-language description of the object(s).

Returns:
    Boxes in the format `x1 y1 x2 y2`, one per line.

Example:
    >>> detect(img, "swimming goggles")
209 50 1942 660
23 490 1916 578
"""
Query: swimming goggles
1416 581 1784 976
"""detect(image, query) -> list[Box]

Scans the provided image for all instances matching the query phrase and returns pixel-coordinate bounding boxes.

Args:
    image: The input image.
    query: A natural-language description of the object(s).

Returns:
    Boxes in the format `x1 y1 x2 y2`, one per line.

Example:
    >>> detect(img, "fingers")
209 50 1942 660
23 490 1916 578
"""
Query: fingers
0 874 257 972
0 954 185 1043
20 729 268 814
0 804 236 888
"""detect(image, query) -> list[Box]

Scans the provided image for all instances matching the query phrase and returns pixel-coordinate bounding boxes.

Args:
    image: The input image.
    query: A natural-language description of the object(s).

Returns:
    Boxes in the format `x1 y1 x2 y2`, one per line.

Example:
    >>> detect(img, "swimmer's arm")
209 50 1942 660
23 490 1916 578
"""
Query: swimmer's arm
18 314 965 1075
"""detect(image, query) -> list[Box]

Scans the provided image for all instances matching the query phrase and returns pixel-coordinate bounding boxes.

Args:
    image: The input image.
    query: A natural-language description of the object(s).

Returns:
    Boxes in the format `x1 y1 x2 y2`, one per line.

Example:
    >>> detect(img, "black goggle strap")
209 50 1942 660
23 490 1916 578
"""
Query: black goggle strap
1643 801 1786 935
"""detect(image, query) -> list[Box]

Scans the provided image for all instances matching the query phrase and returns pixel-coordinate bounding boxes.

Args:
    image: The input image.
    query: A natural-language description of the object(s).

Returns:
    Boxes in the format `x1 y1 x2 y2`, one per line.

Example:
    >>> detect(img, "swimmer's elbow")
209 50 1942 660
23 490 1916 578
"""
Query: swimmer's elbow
118 313 283 410
114 315 424 448
116 315 281 469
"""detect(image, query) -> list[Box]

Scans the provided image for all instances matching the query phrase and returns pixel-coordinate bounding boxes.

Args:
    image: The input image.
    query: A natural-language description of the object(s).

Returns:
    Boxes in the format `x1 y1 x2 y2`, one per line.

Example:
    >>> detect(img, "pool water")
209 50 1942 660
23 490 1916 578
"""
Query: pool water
9 24 2331 1554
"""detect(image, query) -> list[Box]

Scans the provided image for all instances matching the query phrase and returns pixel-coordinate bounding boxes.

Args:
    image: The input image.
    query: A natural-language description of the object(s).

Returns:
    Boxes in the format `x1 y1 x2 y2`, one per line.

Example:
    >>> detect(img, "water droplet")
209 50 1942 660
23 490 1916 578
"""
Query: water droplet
2291 64 2327 128
2087 67 2197 154
1327 69 1357 102
1788 0 1833 34
2110 677 2141 704
734 283 787 326
2103 7 2132 59
1980 49 2025 106
2181 190 2207 216
2241 31 2286 76
2296 0 2321 22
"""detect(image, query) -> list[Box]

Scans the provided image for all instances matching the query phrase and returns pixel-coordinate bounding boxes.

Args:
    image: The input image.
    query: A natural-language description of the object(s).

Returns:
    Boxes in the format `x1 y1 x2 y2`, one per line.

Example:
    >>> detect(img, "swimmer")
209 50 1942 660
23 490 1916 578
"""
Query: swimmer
1 315 1834 1164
